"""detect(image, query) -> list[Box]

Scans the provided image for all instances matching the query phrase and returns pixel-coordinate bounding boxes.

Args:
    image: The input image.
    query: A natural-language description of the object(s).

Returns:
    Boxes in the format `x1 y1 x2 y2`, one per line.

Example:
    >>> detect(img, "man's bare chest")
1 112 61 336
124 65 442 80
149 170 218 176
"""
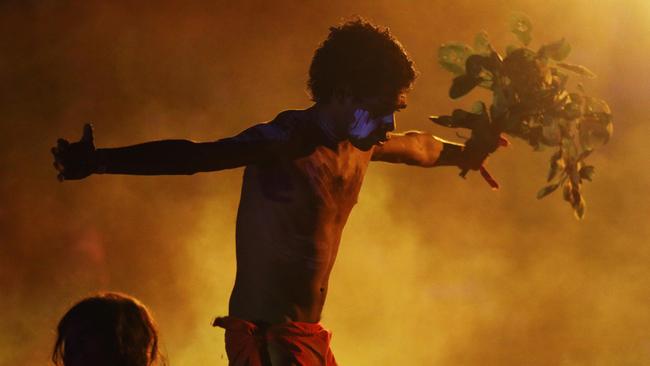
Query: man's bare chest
292 141 371 209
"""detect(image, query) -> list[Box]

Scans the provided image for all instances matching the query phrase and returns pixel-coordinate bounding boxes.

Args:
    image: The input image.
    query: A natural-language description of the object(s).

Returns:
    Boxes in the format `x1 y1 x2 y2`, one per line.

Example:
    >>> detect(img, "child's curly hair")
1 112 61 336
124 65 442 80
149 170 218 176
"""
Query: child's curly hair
308 18 417 103
52 292 161 366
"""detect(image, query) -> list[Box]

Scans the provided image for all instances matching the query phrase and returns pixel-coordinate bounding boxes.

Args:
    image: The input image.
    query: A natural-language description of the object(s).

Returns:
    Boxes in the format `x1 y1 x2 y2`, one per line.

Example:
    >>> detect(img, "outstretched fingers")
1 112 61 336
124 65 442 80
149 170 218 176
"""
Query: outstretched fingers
57 138 69 150
52 138 70 181
81 123 94 144
51 124 97 182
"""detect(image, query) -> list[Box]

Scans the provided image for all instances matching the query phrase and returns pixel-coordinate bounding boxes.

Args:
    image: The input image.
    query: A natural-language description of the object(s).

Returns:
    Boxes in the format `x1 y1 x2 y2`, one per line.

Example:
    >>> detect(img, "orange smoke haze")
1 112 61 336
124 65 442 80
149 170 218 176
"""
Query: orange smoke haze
1 0 649 365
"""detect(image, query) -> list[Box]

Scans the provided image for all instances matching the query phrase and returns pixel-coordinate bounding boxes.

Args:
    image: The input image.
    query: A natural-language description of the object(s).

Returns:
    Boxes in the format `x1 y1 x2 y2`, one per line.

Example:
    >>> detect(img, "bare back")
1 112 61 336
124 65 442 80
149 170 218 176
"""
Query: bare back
230 111 372 324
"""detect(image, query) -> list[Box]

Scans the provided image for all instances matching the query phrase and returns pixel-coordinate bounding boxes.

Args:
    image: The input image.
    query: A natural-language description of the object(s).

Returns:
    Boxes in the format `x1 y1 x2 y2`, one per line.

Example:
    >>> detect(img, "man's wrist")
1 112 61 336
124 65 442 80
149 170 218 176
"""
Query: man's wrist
434 140 465 167
93 148 107 174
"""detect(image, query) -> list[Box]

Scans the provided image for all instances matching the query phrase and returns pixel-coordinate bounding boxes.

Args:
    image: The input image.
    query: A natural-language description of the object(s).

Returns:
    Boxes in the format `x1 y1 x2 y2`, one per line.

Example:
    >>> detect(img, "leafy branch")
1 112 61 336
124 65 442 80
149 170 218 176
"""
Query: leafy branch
432 13 613 219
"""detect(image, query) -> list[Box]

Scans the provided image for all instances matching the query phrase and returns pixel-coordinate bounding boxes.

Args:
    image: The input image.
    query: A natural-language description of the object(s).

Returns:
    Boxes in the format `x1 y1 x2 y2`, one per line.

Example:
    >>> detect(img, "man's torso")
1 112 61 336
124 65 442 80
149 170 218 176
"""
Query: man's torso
229 109 373 323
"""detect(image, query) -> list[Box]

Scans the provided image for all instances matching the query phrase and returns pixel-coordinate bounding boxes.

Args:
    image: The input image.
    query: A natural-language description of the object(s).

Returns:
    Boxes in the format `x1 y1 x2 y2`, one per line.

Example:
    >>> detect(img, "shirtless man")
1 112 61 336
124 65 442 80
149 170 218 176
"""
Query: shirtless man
52 20 498 365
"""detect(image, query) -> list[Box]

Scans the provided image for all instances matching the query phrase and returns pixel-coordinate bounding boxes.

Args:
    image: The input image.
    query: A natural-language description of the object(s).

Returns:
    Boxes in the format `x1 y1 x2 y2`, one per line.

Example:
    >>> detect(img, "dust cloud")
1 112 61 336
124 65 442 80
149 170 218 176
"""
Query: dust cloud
1 0 649 365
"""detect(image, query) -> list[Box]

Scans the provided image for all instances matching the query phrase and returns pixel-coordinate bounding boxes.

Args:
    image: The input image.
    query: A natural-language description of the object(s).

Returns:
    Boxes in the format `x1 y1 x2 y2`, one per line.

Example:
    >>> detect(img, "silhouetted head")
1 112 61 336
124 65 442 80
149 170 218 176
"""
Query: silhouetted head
308 19 416 150
308 18 416 107
52 292 160 366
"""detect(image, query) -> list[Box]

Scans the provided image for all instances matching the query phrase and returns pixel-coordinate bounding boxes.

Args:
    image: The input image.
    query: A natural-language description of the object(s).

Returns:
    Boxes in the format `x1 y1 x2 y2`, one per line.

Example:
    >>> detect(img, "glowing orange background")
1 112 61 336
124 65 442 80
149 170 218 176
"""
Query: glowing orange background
1 1 649 364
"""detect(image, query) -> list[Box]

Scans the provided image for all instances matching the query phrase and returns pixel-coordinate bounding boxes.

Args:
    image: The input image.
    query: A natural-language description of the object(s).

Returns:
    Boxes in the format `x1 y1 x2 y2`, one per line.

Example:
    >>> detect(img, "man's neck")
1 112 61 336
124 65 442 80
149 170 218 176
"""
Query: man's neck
313 102 347 146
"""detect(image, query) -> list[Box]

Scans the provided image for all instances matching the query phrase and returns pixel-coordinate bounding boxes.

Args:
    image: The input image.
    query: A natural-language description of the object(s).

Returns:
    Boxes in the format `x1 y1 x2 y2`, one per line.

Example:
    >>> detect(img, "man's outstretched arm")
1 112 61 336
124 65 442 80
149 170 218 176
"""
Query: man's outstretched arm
371 131 505 189
52 113 305 180
371 131 466 167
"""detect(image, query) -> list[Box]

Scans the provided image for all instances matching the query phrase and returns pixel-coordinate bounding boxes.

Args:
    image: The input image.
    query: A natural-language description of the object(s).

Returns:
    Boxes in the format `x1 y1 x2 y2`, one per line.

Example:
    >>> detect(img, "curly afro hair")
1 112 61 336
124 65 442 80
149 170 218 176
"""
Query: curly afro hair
308 19 417 104
52 292 160 366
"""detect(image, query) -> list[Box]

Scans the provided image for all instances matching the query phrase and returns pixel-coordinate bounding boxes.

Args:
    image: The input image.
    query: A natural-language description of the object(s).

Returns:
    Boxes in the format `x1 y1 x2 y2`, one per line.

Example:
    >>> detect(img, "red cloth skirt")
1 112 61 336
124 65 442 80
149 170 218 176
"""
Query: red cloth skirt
213 316 337 366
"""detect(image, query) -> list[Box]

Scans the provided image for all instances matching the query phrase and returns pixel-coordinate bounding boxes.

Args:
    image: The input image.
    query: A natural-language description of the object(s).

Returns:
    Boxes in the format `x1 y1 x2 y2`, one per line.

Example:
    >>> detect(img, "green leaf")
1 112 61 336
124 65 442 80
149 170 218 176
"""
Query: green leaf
556 62 597 78
451 109 484 129
569 92 584 104
465 54 488 77
542 122 562 146
577 149 593 162
528 126 543 149
547 150 562 182
487 51 504 80
470 101 487 115
474 30 491 55
563 102 582 120
438 43 473 75
491 87 509 117
579 116 613 149
573 196 586 220
569 163 581 187
429 115 453 127
547 166 564 185
538 38 571 61
465 55 483 77
518 33 532 47
433 14 611 219
579 165 595 181
478 78 494 89
506 45 519 56
554 71 569 88
570 183 581 205
563 182 572 202
562 137 578 160
449 74 481 99
429 109 483 129
537 183 560 199
509 12 533 46
585 97 611 114
581 99 613 149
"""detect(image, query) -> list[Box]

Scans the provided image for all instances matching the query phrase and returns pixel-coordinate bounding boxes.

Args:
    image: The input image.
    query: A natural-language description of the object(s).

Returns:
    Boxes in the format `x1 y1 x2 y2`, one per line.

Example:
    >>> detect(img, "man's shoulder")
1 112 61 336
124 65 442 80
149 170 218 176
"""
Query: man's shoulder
262 108 320 141
271 108 316 127
236 109 309 141
262 107 326 156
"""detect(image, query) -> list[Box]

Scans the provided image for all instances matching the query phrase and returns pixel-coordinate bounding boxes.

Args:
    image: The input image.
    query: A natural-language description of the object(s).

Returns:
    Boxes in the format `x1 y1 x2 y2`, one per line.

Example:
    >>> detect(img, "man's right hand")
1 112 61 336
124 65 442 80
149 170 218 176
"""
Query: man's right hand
456 132 509 190
51 123 97 181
